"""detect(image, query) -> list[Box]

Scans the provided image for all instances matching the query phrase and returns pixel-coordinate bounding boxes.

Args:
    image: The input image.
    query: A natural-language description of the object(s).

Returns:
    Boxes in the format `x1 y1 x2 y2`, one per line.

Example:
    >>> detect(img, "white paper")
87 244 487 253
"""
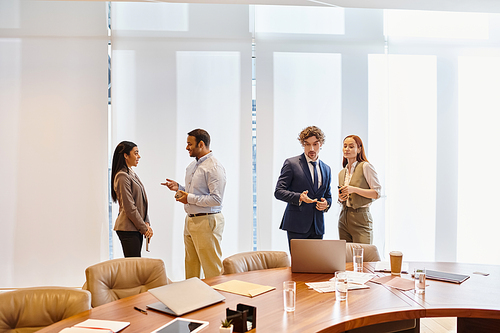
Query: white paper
306 276 371 293
343 271 377 285
72 319 130 332
60 328 111 333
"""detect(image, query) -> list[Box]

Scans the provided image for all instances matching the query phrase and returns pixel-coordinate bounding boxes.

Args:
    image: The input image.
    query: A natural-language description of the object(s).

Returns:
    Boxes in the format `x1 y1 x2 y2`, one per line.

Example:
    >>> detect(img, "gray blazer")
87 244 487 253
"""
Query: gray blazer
113 168 150 234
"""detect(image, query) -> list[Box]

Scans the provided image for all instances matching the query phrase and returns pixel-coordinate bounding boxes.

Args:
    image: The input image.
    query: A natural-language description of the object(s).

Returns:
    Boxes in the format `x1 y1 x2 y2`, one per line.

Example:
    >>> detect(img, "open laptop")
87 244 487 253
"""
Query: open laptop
147 277 225 316
290 239 346 273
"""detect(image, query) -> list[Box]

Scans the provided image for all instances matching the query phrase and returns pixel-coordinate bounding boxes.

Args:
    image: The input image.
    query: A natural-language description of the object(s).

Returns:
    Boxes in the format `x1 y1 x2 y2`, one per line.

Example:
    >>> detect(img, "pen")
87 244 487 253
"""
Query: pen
134 306 148 315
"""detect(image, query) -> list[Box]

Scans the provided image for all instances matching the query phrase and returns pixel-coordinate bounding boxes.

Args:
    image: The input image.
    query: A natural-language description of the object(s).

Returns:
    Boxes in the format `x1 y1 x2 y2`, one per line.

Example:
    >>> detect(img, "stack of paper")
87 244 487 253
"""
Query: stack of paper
306 271 376 293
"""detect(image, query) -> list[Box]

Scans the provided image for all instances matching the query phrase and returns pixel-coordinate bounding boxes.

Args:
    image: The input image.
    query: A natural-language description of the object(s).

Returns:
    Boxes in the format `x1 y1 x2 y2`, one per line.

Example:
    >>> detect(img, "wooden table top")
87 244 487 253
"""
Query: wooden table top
367 261 500 319
37 262 500 333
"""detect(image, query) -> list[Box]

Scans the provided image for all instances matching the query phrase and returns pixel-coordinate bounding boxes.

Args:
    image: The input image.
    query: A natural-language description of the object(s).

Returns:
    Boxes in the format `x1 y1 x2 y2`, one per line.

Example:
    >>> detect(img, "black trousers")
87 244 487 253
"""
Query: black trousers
286 222 323 251
116 230 143 257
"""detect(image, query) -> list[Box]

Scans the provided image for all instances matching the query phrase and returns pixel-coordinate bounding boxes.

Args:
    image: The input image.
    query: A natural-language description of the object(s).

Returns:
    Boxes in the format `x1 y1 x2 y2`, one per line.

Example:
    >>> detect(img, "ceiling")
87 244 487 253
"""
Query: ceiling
72 0 500 13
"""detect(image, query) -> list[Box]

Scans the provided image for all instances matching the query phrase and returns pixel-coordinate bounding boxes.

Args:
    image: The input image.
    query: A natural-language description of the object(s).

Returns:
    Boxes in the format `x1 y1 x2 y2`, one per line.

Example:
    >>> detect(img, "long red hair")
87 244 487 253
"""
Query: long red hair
342 135 369 168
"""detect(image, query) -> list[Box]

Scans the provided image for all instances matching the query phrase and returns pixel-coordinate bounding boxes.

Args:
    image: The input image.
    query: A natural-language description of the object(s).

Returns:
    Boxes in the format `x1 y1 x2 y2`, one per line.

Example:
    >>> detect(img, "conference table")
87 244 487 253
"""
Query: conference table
38 262 500 333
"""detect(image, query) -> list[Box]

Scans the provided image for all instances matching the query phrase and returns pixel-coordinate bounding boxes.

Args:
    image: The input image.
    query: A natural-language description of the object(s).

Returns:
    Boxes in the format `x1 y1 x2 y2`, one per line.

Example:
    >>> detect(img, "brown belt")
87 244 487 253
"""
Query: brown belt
188 212 220 217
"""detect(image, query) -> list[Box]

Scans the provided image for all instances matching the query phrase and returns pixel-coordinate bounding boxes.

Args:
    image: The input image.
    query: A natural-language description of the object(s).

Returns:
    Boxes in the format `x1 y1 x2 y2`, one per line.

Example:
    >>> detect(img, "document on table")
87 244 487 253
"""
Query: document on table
370 275 415 291
59 319 130 332
306 272 375 293
344 271 377 285
212 280 275 297
374 261 409 274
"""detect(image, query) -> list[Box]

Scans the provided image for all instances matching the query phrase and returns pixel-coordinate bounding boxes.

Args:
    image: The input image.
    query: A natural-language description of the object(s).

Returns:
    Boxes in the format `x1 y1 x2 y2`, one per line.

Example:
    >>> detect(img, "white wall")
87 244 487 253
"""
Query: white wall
0 0 109 287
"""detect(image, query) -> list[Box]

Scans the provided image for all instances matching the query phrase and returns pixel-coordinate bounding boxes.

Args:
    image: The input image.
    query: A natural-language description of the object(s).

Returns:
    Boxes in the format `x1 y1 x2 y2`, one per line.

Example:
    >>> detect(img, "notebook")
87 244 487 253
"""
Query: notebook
290 239 346 273
425 269 470 284
147 277 225 316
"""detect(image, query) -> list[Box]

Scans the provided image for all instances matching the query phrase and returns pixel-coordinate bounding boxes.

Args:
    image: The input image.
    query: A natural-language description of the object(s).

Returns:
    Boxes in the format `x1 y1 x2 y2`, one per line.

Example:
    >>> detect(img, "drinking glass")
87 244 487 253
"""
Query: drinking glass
335 271 348 301
283 281 296 312
414 268 426 294
353 247 364 272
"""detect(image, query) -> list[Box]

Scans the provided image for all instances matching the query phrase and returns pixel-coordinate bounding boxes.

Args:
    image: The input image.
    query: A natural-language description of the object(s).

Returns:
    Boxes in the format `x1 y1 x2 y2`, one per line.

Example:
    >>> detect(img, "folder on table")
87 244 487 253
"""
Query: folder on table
212 280 275 297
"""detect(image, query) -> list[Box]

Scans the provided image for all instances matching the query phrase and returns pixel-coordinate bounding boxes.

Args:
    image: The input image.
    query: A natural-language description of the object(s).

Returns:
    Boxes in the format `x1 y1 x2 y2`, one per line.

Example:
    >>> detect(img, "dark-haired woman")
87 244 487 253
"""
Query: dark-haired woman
338 135 381 244
111 141 153 257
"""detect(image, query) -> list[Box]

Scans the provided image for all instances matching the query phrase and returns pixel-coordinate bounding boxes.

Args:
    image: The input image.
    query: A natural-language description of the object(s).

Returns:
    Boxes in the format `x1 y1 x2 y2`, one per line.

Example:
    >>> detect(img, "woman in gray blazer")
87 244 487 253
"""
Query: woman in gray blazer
111 141 153 257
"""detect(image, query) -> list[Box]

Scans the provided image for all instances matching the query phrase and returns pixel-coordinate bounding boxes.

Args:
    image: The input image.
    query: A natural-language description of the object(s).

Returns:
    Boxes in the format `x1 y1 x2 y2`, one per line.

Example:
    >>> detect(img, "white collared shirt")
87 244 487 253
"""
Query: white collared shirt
305 155 322 189
179 152 226 215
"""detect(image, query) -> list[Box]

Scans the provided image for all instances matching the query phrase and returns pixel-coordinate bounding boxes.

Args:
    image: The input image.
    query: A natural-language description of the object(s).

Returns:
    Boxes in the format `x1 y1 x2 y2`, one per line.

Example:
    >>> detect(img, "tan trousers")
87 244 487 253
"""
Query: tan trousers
338 206 373 244
184 213 225 279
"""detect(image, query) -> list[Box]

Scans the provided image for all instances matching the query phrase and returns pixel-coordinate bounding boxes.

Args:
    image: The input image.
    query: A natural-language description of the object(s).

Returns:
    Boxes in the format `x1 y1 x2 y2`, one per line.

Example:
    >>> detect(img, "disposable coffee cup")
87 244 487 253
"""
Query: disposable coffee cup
389 251 403 276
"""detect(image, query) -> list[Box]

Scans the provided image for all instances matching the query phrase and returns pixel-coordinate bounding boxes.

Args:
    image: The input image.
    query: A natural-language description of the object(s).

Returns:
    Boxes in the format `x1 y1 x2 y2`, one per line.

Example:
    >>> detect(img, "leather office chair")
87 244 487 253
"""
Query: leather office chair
0 286 91 333
345 243 381 262
83 257 170 307
222 251 290 275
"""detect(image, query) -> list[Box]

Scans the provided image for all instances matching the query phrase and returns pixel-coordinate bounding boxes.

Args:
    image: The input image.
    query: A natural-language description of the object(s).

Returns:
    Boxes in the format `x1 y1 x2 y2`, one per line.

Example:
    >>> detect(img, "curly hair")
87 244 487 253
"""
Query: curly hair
298 126 325 146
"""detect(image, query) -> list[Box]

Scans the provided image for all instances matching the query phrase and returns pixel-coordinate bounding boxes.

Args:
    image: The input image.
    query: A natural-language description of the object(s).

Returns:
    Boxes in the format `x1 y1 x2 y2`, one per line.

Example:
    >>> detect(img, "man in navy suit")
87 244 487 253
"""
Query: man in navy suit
275 126 332 248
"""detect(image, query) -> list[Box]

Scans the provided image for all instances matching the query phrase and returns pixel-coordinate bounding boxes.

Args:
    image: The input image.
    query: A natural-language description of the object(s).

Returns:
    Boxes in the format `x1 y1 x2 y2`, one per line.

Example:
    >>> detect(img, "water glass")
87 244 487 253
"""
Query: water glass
353 247 364 272
283 281 296 312
335 271 348 301
414 268 426 294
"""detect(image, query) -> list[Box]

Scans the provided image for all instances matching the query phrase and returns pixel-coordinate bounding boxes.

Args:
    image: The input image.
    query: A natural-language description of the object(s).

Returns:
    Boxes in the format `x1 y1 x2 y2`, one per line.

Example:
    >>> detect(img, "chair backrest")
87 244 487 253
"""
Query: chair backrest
222 251 290 275
83 257 170 307
0 286 91 333
345 243 381 262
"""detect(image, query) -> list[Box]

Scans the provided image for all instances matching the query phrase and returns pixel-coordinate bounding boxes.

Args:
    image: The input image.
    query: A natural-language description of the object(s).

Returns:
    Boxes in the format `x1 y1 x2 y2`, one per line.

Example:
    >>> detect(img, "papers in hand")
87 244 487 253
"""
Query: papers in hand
306 271 375 293
211 280 275 297
59 319 130 332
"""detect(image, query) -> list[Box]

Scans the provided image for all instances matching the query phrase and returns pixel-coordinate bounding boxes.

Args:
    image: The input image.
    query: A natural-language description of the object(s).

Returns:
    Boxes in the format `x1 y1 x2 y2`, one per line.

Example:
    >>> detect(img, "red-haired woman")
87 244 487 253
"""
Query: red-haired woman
338 135 381 244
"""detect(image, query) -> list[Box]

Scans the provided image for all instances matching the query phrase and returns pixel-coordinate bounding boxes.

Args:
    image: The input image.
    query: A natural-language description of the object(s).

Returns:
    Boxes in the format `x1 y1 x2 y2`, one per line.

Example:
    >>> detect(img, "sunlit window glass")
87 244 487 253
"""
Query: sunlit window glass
384 10 489 39
255 5 344 35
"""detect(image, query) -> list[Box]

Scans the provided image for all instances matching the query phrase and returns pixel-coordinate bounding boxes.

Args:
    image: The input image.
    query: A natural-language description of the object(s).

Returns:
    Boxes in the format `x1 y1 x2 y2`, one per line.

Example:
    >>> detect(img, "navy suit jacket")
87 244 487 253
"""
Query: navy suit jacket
274 153 332 234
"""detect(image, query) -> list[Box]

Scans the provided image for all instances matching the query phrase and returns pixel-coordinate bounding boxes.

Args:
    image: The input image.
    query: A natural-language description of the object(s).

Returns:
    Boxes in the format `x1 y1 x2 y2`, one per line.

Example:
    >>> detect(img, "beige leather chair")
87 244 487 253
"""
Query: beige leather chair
83 257 170 307
0 286 91 333
222 251 290 275
345 243 381 262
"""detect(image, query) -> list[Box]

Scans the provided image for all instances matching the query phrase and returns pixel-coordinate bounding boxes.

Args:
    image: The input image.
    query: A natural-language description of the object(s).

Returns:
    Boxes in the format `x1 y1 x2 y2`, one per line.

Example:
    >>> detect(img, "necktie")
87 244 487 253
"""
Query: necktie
310 161 318 189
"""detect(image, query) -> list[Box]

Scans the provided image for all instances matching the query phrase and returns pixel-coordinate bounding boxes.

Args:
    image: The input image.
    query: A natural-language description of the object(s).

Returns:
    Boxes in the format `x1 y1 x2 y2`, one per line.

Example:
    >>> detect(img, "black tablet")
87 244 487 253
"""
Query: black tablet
151 318 209 333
